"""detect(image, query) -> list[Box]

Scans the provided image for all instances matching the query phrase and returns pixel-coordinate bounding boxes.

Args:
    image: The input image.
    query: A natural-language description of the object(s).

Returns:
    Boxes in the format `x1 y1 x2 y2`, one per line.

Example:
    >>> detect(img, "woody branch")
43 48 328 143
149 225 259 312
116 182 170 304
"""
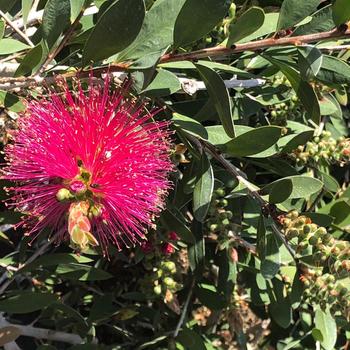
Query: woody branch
0 26 349 91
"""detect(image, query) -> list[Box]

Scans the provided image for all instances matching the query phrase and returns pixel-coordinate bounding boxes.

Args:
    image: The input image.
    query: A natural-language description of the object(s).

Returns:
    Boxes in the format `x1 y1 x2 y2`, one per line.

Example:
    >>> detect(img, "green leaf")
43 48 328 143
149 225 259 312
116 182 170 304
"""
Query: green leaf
225 126 281 157
161 207 195 244
142 69 181 97
261 231 280 279
117 0 185 65
318 171 339 193
70 0 86 21
22 0 34 28
0 20 5 40
318 55 350 85
256 214 266 259
228 7 265 45
298 46 323 80
206 125 232 146
195 62 234 138
0 39 29 55
293 5 333 36
14 42 47 77
177 328 206 350
0 292 57 313
196 284 226 310
173 113 208 139
0 0 17 13
56 264 113 281
265 56 320 124
0 91 25 112
269 297 292 328
262 176 323 203
319 95 339 116
217 249 236 297
280 131 314 153
42 0 71 48
193 154 214 222
53 302 89 328
174 0 230 47
332 0 350 26
313 307 337 350
83 0 145 64
277 0 320 30
21 253 93 272
302 212 334 227
238 13 279 43
188 219 205 273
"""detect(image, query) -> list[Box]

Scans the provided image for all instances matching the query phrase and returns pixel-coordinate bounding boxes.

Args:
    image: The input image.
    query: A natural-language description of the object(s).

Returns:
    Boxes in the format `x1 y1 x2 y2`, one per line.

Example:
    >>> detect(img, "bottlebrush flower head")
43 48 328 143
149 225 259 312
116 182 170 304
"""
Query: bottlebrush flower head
2 76 173 253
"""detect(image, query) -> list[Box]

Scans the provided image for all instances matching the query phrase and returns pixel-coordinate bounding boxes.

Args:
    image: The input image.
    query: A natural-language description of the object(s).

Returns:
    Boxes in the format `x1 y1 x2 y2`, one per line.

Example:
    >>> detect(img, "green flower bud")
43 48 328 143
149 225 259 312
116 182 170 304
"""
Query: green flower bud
210 224 218 232
153 284 162 295
219 199 228 207
309 235 320 246
215 188 225 197
161 261 176 274
221 218 230 226
56 188 73 201
163 277 176 288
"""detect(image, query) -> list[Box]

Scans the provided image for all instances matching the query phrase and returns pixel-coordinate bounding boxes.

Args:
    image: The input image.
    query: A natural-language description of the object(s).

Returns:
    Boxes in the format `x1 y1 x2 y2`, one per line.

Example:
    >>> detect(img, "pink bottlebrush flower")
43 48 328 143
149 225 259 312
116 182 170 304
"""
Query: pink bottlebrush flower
2 76 173 253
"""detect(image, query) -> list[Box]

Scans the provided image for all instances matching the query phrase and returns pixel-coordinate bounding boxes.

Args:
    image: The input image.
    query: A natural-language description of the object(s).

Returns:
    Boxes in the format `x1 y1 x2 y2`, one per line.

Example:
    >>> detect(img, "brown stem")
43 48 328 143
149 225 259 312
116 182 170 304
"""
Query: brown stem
160 27 350 63
185 133 296 258
1 27 350 89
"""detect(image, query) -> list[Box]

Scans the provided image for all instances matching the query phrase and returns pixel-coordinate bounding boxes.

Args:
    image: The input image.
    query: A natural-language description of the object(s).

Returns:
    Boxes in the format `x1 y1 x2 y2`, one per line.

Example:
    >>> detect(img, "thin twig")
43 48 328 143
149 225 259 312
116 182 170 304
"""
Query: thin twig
160 27 350 63
0 9 34 47
173 278 195 338
0 27 350 90
184 134 296 258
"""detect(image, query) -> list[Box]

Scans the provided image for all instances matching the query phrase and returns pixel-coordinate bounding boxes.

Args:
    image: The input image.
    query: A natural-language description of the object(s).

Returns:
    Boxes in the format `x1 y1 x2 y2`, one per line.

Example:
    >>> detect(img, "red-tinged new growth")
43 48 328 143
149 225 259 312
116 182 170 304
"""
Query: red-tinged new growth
2 77 173 253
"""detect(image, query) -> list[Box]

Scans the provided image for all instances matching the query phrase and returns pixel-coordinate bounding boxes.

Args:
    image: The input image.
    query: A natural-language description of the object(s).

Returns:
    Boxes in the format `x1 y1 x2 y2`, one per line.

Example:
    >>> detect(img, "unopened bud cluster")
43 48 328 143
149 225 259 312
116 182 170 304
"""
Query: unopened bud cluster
293 131 350 166
280 211 350 269
139 232 182 302
281 211 350 316
301 271 349 316
206 187 235 238
269 76 301 126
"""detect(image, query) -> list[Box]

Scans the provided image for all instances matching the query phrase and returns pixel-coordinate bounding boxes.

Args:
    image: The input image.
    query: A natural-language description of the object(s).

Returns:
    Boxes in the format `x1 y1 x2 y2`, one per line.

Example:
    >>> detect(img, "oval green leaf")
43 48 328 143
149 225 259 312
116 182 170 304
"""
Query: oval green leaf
0 292 57 313
195 62 234 138
83 0 145 64
142 69 181 97
225 126 281 157
314 307 337 350
42 0 71 48
0 39 29 55
227 7 265 46
332 0 350 26
174 0 230 47
277 0 320 30
262 176 323 203
116 0 185 65
172 113 208 139
193 154 214 222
